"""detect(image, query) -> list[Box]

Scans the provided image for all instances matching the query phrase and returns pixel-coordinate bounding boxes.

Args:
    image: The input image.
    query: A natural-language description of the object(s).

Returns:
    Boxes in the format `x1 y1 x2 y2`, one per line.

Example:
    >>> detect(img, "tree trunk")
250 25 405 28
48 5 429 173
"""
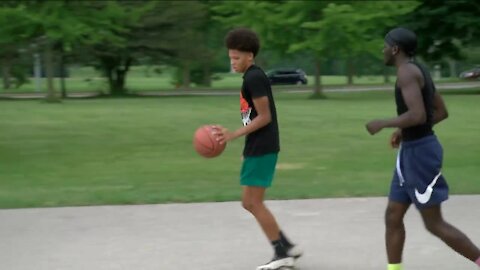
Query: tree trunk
346 57 354 85
101 55 131 96
44 42 60 102
58 45 67 98
106 67 114 93
311 57 324 99
1 57 11 90
182 62 191 89
111 69 127 96
203 64 211 87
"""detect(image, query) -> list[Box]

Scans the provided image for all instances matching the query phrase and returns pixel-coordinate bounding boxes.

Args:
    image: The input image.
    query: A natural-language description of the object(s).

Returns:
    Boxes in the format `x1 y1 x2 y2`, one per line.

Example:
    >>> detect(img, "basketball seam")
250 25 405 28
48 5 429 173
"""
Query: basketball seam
197 139 214 151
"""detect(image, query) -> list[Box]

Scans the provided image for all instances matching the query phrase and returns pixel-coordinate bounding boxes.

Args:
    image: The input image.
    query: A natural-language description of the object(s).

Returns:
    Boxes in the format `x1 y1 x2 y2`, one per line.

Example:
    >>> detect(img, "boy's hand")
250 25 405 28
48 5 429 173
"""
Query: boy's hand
211 125 234 145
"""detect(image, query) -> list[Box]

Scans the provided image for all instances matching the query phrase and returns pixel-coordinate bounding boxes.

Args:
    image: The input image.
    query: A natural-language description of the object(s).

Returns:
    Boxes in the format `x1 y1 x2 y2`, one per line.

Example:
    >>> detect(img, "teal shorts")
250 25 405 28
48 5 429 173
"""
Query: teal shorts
240 153 278 187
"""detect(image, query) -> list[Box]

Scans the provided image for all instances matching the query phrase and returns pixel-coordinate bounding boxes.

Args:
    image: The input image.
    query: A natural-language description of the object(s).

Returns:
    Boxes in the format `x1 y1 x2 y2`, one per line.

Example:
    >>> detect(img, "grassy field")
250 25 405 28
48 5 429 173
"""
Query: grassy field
0 90 479 208
0 65 462 93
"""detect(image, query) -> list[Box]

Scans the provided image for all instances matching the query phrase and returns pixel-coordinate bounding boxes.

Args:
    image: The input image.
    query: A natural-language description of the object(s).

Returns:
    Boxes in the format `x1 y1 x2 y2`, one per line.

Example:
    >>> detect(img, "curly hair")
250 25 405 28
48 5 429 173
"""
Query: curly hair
224 28 260 57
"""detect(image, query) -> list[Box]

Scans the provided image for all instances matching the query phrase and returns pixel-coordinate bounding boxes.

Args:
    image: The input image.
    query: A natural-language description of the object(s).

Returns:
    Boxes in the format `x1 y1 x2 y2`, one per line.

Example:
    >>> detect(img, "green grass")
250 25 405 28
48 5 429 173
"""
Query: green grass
0 90 479 208
0 65 463 93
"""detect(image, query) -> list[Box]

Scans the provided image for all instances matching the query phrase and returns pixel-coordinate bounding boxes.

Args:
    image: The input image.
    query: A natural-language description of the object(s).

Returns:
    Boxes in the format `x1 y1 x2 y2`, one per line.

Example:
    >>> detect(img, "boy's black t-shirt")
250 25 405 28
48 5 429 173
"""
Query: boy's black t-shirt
240 65 280 157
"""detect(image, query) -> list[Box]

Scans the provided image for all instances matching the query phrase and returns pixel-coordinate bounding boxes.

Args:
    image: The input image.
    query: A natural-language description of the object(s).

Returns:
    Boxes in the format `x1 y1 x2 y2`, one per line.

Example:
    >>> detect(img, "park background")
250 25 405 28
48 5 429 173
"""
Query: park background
0 0 479 209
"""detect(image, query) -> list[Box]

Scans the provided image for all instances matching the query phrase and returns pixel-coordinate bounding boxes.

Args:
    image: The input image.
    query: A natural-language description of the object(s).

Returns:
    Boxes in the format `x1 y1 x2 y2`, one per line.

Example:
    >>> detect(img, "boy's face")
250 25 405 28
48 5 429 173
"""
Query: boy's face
228 49 253 73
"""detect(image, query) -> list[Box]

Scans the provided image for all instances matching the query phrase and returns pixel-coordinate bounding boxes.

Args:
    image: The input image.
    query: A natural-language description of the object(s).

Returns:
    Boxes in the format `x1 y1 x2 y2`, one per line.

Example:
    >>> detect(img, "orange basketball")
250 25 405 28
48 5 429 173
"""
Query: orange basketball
193 125 226 158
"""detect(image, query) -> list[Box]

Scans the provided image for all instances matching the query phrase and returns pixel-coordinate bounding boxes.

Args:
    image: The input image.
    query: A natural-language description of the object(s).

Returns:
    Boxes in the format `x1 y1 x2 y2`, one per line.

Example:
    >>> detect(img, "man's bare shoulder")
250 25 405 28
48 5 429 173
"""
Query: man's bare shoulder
397 63 422 87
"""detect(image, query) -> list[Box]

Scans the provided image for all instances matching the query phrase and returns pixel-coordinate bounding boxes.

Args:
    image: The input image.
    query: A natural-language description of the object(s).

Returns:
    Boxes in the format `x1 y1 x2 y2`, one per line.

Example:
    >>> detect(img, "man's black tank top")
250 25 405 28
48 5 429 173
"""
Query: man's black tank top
395 61 435 141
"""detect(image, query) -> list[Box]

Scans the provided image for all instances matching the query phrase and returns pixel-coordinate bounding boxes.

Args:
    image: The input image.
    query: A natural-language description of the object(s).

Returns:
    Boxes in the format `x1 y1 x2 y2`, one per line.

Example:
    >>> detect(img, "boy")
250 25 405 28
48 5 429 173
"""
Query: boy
213 28 302 270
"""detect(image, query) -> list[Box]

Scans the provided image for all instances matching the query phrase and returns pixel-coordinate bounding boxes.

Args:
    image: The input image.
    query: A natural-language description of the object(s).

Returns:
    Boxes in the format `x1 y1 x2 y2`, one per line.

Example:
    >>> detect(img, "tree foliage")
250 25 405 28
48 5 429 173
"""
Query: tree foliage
0 0 478 97
405 0 480 61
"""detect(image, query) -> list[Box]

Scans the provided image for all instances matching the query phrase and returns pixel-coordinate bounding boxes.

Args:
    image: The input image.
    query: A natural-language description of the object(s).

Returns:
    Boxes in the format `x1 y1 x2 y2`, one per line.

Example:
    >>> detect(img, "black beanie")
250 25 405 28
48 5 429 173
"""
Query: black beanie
385 27 417 56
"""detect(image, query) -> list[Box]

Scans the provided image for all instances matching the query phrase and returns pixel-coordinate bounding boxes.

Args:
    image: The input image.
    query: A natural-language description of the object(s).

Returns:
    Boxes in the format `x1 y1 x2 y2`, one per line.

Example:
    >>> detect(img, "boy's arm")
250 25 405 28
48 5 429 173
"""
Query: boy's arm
214 96 271 144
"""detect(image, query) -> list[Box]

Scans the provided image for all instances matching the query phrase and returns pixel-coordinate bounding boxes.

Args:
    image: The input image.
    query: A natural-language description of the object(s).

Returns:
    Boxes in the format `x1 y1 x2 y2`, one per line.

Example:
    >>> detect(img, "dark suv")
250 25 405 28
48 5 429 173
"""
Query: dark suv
459 67 480 80
266 69 308 85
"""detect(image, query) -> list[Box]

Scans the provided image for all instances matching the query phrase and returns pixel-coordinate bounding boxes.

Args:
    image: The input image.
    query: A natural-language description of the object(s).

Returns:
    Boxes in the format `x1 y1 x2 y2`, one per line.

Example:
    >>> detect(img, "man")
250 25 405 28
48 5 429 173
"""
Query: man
366 27 480 270
213 28 302 270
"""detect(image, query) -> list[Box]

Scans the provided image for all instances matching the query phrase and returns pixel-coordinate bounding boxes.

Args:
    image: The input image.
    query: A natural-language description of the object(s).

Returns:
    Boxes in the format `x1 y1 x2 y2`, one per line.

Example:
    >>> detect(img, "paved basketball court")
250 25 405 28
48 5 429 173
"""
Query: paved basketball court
1 195 479 270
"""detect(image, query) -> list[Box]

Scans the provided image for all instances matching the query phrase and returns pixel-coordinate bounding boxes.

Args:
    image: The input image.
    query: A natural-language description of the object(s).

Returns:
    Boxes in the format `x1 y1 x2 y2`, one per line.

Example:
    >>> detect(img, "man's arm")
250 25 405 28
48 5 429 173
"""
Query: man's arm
366 64 426 135
432 92 448 124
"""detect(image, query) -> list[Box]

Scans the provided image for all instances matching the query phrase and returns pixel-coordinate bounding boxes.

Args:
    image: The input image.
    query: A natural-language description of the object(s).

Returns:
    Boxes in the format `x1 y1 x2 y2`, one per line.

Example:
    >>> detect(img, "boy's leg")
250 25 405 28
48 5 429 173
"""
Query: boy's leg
420 205 480 263
240 154 283 242
240 154 300 269
242 186 295 269
242 186 280 241
242 186 302 254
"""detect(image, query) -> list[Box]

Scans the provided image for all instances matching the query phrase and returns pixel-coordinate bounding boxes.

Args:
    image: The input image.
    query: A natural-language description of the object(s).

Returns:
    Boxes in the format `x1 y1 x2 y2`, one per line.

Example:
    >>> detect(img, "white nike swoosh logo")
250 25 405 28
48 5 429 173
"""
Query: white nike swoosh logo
396 145 405 186
414 171 442 204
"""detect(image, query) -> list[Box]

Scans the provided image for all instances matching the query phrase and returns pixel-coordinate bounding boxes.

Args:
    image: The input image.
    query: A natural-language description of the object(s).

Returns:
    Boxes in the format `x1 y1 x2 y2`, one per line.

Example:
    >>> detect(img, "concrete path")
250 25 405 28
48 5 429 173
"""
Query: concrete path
1 195 479 270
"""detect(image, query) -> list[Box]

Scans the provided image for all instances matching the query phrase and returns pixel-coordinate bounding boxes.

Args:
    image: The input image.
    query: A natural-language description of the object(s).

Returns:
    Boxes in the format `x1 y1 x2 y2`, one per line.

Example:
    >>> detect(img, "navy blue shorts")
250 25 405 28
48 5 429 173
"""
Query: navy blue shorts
389 135 449 209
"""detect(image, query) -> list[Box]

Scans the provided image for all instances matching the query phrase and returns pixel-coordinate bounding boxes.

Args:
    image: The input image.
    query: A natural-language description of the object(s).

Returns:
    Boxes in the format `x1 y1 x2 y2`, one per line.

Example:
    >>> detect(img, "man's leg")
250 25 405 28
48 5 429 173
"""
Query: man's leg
420 205 480 263
385 200 410 268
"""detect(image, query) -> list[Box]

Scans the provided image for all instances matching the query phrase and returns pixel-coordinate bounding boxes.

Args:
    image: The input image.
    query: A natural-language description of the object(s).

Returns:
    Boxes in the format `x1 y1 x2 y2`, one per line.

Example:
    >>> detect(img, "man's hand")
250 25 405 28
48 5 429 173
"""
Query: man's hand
211 125 234 145
366 120 386 135
390 129 402 148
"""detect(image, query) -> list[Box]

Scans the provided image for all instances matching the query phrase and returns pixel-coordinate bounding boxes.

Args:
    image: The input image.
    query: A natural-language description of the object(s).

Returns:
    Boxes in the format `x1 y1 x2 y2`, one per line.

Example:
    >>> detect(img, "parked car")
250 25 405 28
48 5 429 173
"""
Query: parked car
266 69 308 85
459 67 480 80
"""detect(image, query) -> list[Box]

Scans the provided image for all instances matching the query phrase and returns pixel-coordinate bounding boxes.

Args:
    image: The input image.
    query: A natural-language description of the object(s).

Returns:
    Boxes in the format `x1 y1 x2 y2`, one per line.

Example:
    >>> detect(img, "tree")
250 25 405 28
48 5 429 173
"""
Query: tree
91 1 211 94
404 0 480 77
155 1 209 88
0 5 36 90
291 2 417 88
25 1 135 100
211 1 328 96
88 1 155 96
213 1 416 97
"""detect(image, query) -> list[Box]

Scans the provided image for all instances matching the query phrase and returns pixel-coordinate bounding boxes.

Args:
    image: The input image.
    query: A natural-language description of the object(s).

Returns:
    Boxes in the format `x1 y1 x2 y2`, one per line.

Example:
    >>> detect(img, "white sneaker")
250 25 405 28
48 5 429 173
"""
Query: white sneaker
286 245 303 259
256 256 295 270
